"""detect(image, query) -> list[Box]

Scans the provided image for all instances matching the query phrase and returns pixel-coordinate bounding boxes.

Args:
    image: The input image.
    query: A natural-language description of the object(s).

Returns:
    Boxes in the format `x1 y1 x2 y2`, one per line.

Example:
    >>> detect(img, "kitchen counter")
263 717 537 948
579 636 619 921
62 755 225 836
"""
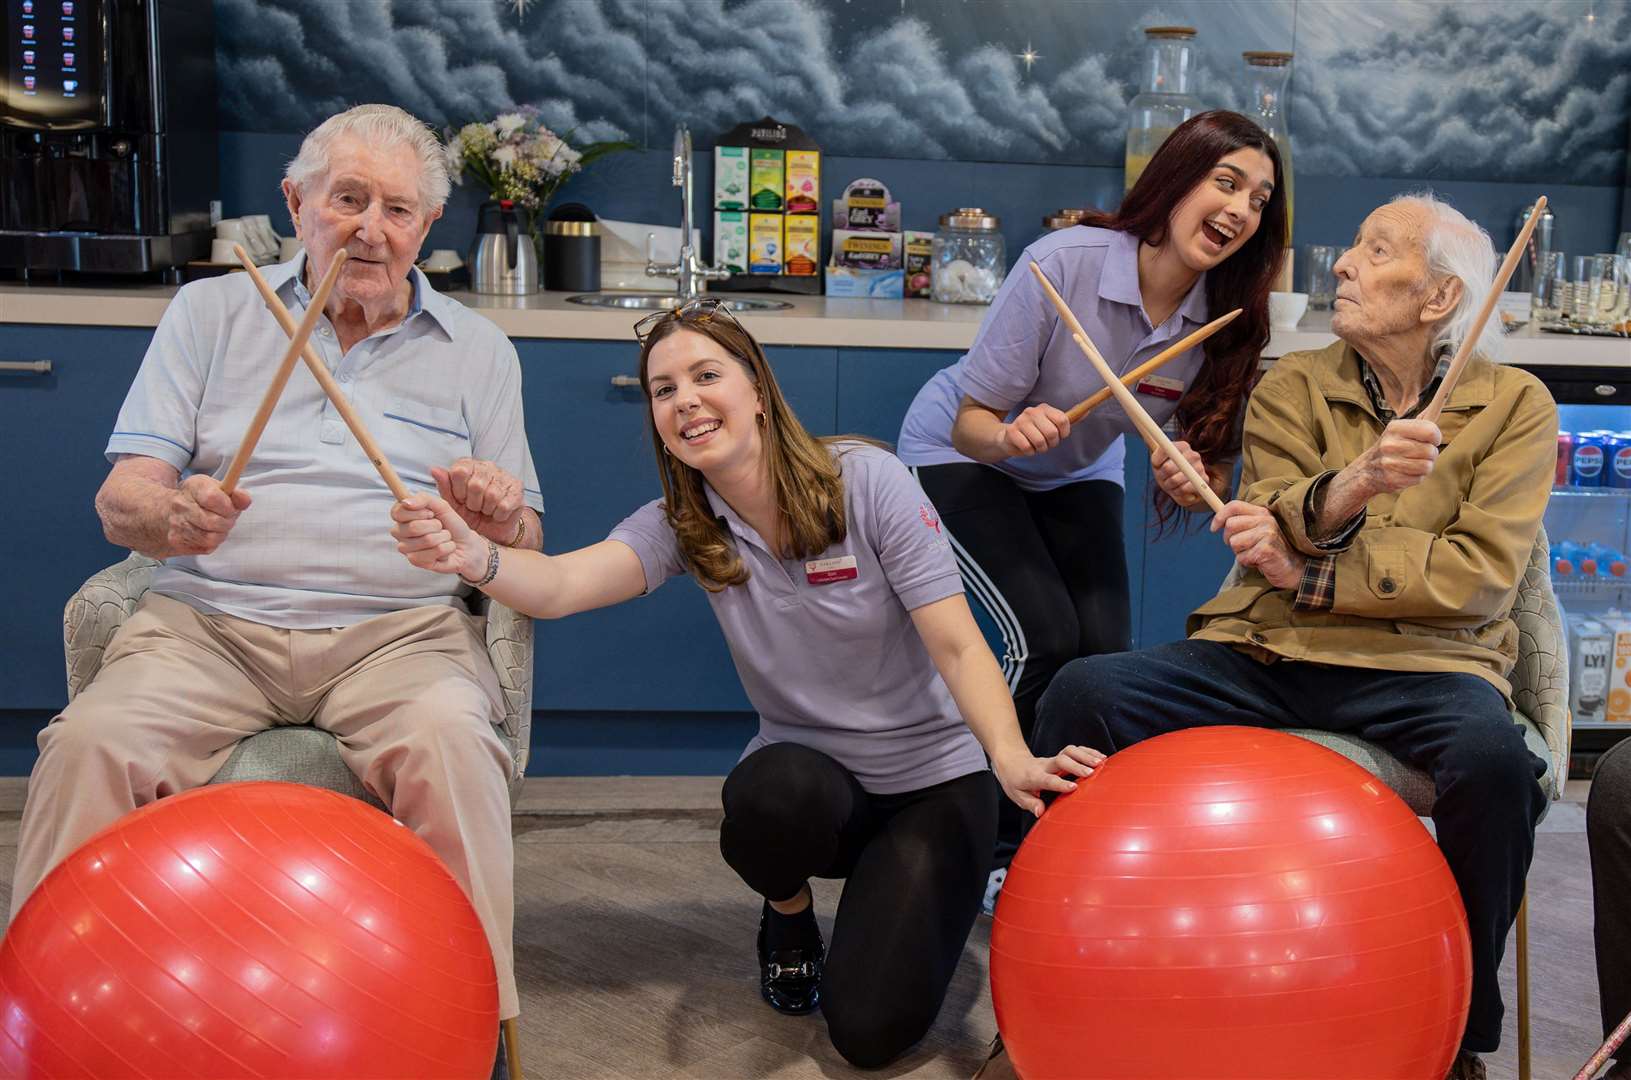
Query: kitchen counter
1 281 1626 365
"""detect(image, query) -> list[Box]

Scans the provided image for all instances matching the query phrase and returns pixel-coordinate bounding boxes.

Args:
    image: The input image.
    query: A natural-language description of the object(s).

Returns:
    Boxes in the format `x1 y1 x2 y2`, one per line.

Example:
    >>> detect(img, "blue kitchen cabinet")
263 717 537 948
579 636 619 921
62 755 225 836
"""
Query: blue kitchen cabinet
1 325 149 709
515 338 837 712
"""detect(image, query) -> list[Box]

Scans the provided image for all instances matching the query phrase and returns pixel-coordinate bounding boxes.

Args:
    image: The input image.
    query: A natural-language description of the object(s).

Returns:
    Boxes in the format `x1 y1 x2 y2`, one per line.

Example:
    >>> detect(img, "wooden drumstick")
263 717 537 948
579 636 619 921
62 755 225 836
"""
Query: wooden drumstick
232 244 412 501
220 251 348 494
1419 195 1547 424
1029 261 1227 514
1064 308 1242 423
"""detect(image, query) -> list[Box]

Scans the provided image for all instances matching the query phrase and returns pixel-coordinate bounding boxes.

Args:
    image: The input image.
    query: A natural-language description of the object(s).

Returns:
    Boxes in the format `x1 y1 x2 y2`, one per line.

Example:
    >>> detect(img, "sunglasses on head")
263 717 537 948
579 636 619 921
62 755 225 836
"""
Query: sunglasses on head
632 297 746 344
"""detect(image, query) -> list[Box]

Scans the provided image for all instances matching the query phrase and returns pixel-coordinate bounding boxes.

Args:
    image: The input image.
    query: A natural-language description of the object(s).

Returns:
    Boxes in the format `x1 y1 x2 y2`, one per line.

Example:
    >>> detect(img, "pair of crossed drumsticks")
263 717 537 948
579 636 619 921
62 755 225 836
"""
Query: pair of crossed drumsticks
219 244 411 500
1029 195 1549 516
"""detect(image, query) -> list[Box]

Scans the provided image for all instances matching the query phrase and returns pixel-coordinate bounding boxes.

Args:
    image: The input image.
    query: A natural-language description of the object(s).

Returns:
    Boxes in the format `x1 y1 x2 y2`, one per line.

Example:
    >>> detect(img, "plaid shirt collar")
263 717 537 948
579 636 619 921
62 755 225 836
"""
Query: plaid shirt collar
1355 346 1453 423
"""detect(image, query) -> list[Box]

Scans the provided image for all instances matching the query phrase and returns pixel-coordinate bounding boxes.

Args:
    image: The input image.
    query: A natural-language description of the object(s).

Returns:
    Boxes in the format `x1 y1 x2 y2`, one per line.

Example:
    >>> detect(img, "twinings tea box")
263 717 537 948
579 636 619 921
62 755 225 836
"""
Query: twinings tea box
714 211 748 274
713 146 749 210
832 177 899 232
783 215 819 276
833 228 902 269
904 230 934 298
749 212 782 273
785 150 820 214
750 149 784 211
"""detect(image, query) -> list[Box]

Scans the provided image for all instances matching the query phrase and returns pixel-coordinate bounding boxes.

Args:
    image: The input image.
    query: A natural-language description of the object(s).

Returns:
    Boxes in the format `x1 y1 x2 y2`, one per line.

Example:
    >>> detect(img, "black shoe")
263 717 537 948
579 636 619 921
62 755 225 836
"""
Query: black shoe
756 901 824 1015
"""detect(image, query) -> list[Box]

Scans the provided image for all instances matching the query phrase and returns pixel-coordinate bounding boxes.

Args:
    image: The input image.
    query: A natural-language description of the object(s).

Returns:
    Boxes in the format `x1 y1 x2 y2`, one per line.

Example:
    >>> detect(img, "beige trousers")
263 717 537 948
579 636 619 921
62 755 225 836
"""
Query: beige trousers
12 593 520 1019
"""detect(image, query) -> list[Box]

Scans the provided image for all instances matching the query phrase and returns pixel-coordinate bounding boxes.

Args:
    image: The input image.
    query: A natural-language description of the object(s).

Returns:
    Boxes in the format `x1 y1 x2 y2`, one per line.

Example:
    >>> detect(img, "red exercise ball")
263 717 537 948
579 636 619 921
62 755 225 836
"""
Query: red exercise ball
0 781 498 1079
992 726 1471 1080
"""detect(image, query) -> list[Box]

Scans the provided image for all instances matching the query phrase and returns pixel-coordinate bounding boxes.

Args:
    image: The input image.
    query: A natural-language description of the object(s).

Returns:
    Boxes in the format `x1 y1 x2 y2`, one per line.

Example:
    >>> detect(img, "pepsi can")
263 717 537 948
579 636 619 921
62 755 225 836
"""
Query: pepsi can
1573 431 1607 487
1611 432 1631 490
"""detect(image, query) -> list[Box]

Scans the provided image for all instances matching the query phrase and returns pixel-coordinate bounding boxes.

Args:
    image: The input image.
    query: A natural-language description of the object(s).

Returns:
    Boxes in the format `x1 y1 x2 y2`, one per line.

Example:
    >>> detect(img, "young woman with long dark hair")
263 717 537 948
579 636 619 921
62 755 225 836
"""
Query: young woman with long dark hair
895 110 1287 909
390 301 1103 1069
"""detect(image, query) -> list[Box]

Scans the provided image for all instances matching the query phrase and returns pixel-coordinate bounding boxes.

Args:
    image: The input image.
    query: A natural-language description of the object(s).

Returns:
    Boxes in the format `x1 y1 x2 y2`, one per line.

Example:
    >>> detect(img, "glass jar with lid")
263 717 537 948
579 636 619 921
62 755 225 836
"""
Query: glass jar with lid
1244 50 1294 289
932 208 1005 304
1124 26 1204 192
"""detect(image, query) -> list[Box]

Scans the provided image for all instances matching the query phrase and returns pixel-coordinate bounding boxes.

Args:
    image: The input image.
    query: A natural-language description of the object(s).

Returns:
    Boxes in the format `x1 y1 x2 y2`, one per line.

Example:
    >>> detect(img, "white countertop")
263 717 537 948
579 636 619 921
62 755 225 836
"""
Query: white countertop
1 281 1627 367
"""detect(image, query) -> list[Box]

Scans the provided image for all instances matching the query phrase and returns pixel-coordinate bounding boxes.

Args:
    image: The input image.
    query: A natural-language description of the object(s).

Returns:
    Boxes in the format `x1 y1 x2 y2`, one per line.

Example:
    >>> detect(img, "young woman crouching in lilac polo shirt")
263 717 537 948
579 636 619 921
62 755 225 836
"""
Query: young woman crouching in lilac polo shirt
390 300 1103 1069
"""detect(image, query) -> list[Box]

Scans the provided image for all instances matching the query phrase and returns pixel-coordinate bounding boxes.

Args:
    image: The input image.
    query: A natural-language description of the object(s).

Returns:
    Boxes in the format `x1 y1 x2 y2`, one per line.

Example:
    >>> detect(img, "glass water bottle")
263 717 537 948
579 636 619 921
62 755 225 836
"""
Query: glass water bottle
1124 27 1204 192
1244 51 1294 288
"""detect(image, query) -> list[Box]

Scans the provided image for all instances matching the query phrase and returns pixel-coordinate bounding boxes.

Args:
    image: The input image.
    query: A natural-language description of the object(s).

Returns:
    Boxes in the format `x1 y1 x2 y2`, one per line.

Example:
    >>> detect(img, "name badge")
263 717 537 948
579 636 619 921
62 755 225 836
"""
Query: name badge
806 555 859 585
1135 374 1185 400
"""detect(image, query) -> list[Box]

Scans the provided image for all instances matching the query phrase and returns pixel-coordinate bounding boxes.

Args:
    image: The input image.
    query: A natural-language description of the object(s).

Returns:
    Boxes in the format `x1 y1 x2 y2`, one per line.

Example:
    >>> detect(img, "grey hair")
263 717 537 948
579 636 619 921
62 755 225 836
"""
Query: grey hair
284 104 451 215
1387 192 1504 362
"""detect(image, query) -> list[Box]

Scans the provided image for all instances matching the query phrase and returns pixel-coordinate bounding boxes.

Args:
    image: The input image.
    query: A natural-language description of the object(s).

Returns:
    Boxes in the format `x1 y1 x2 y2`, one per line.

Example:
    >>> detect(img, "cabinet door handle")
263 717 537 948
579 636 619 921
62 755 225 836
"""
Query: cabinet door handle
1596 384 1617 397
0 360 51 375
0 358 50 376
610 375 641 388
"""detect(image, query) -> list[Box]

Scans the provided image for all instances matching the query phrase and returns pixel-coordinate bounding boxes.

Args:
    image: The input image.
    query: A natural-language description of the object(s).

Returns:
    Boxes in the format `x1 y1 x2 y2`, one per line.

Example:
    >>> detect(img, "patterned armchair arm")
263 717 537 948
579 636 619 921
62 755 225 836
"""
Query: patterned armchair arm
1509 525 1570 791
63 554 159 703
484 599 534 790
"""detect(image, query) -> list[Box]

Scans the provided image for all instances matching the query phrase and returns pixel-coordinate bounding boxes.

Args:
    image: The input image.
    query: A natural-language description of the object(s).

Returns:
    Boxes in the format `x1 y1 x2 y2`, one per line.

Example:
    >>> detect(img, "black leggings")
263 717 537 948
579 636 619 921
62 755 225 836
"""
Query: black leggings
914 463 1130 867
719 743 997 1069
1590 740 1631 1042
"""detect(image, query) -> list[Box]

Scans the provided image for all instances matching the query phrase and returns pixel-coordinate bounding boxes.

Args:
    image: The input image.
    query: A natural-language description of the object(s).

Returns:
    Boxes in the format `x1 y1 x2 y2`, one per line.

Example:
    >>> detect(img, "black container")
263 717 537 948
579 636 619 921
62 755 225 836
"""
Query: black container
542 203 599 292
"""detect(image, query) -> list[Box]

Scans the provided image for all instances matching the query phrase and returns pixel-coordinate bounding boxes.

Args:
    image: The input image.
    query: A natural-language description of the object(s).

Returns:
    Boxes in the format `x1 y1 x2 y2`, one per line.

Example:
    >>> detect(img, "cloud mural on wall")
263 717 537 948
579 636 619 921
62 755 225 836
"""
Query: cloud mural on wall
215 0 1628 185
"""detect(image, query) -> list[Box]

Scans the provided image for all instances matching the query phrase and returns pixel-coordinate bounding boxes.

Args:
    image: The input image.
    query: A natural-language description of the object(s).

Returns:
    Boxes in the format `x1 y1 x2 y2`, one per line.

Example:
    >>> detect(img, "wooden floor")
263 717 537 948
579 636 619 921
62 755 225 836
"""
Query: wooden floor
0 776 1616 1080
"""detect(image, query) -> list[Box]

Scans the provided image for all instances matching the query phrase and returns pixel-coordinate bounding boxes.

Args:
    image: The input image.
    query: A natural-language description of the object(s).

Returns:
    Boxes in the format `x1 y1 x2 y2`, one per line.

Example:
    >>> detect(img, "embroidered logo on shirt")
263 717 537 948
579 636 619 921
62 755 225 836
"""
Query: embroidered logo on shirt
919 504 942 534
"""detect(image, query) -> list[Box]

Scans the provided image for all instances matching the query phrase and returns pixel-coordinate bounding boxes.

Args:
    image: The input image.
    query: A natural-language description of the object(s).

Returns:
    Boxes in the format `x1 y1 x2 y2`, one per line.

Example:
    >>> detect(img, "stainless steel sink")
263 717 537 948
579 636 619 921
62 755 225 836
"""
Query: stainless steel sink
565 293 793 312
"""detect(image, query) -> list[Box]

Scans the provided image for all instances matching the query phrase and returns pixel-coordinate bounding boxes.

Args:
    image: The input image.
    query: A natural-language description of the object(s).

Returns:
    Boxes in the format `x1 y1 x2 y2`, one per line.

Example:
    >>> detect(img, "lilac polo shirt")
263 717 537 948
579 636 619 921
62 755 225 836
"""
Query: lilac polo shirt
896 226 1211 491
609 443 989 794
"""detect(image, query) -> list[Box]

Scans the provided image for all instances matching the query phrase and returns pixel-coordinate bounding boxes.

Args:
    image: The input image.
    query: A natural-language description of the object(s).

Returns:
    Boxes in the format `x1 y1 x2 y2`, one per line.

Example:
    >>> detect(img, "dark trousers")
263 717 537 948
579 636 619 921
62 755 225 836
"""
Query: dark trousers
914 463 1130 868
719 743 997 1069
1033 639 1547 1054
1590 739 1631 1041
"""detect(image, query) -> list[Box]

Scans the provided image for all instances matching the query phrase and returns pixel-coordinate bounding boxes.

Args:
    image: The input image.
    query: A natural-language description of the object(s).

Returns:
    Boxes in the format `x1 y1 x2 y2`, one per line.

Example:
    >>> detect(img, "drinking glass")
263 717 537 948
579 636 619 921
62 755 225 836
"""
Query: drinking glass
1304 245 1339 310
1532 251 1568 324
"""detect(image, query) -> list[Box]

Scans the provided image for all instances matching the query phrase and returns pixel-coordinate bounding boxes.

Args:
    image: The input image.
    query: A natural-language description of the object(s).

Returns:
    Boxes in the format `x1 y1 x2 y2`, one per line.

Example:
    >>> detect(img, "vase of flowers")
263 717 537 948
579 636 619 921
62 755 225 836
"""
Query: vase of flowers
447 107 632 260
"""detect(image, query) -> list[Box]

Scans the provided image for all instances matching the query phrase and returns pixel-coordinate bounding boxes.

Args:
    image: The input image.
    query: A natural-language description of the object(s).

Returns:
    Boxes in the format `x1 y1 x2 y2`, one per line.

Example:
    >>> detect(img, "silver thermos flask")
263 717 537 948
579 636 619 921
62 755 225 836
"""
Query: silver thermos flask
1511 203 1555 294
469 200 539 295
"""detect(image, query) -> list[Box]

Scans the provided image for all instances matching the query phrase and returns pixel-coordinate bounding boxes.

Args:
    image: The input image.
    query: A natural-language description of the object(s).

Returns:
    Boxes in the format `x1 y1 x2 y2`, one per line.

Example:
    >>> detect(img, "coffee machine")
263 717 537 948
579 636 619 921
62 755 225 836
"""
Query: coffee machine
1 0 217 276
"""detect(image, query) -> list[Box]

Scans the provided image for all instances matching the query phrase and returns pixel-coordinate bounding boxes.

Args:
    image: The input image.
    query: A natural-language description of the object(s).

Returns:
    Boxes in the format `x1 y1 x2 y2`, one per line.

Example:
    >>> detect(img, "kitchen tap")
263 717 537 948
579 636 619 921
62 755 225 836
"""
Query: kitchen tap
646 124 730 303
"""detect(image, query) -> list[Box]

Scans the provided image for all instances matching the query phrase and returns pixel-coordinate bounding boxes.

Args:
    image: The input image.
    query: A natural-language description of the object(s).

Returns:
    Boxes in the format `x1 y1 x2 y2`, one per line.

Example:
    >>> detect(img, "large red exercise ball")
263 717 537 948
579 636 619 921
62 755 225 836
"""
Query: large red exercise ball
0 781 497 1078
992 726 1470 1080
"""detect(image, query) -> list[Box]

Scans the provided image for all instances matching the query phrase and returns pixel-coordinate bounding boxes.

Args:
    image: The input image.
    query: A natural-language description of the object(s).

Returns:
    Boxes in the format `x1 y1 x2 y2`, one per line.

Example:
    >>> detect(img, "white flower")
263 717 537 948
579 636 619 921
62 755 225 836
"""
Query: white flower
494 112 527 139
492 145 518 168
445 135 465 183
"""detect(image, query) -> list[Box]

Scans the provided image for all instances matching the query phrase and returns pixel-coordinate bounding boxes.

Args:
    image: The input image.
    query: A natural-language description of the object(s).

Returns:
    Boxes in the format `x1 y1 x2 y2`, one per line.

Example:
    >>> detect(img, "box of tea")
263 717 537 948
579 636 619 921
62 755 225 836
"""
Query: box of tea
713 146 749 210
714 211 749 274
750 149 785 211
785 150 820 214
749 212 783 274
784 215 819 276
904 230 934 298
833 228 902 269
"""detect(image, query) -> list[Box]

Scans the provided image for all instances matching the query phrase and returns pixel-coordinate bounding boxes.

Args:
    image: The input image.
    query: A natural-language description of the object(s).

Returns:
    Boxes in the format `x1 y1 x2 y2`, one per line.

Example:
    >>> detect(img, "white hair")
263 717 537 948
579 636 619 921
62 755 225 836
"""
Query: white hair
1388 192 1504 362
284 104 451 215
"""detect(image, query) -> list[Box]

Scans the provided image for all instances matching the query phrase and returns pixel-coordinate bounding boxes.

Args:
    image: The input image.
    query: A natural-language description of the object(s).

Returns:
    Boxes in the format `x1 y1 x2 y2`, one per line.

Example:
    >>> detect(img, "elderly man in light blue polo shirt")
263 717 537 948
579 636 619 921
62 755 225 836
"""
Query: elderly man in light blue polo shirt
11 105 542 1033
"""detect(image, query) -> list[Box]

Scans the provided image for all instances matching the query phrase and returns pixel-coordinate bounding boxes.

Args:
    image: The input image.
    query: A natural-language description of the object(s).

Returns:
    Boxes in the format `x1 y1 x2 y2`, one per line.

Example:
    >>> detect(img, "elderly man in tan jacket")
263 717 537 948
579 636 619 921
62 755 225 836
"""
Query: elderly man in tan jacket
1033 193 1556 1080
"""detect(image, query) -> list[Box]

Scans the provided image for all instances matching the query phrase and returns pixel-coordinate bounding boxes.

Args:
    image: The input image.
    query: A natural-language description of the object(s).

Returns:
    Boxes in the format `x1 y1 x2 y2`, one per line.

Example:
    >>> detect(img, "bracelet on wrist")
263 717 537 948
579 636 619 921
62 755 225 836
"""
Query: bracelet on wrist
460 539 501 588
509 514 527 549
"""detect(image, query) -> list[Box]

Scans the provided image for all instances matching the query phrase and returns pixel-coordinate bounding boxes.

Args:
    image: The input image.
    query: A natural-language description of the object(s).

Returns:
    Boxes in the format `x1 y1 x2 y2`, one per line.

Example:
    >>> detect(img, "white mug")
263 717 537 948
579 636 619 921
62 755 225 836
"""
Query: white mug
210 238 240 264
423 248 463 271
214 218 246 242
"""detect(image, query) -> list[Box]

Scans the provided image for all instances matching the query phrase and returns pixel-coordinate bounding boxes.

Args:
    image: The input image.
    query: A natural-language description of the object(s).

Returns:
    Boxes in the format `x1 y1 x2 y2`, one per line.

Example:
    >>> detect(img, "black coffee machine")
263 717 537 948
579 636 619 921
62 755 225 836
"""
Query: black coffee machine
1 0 217 276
